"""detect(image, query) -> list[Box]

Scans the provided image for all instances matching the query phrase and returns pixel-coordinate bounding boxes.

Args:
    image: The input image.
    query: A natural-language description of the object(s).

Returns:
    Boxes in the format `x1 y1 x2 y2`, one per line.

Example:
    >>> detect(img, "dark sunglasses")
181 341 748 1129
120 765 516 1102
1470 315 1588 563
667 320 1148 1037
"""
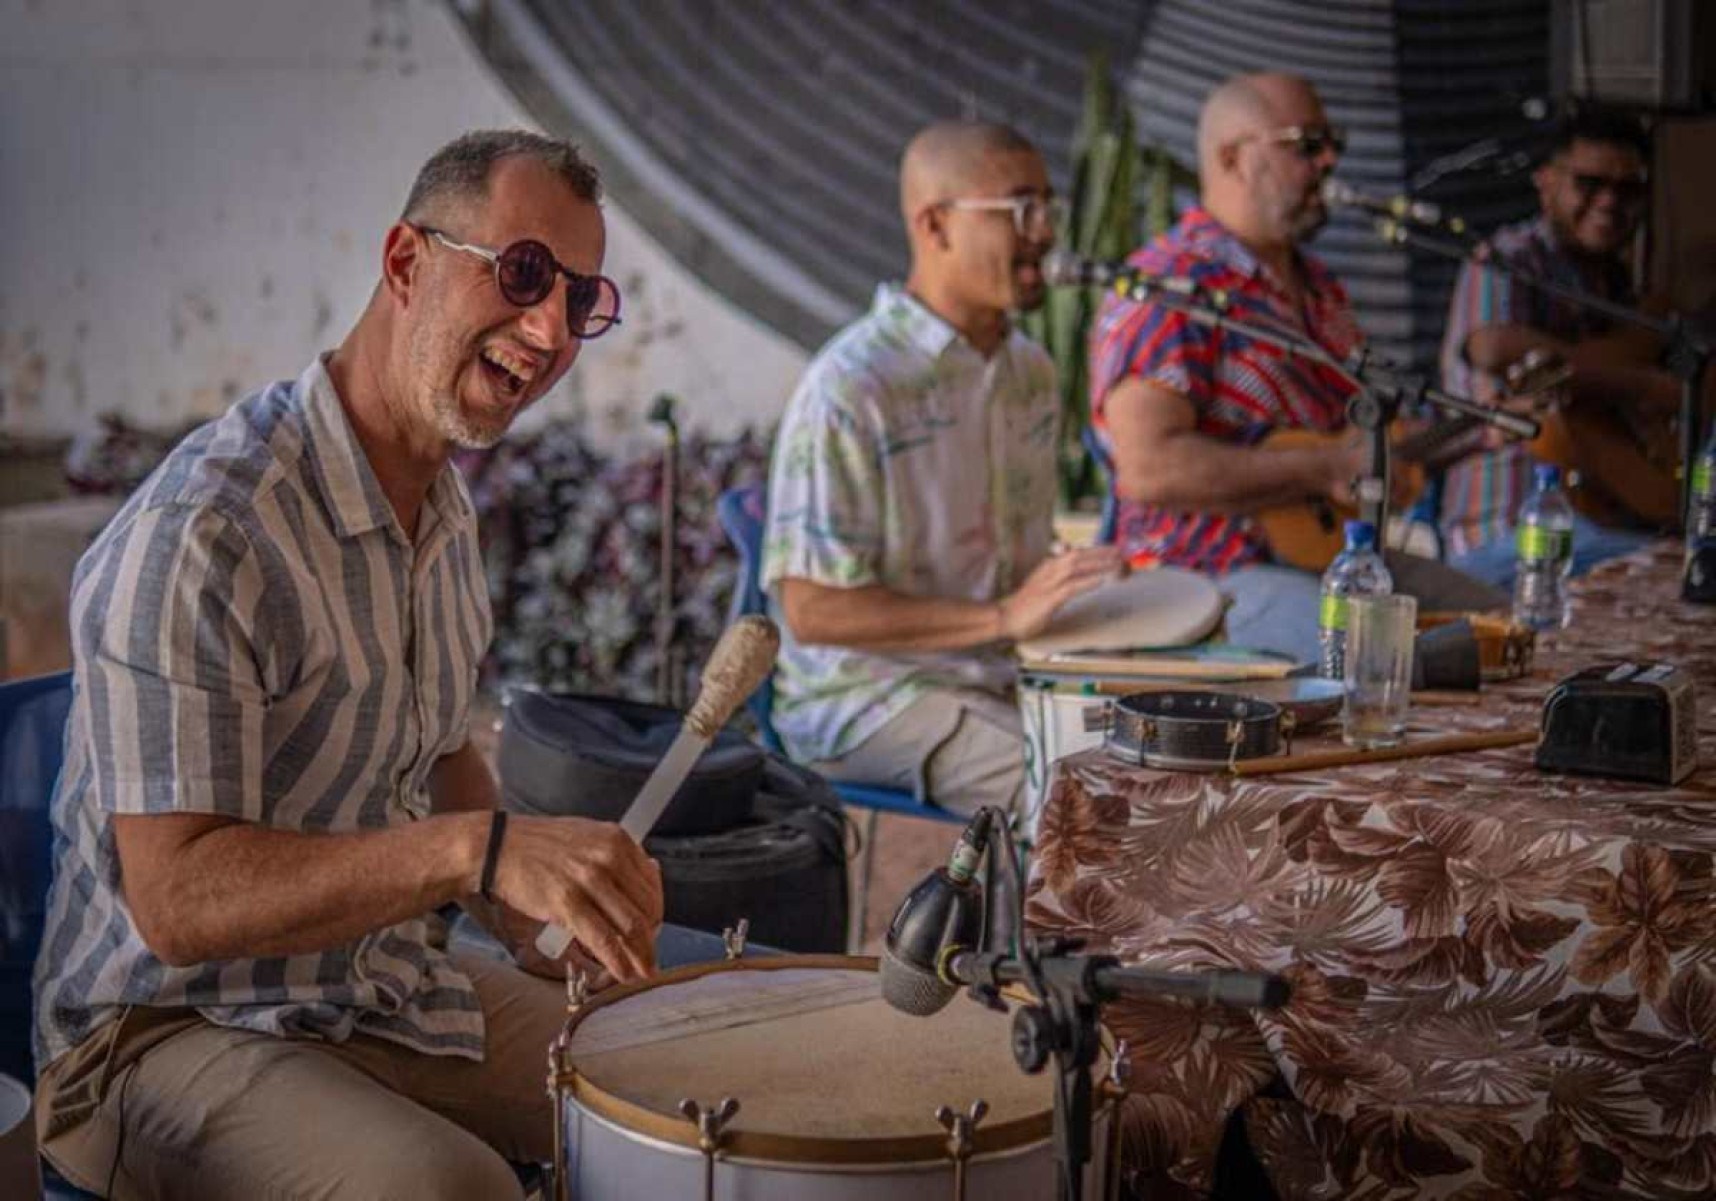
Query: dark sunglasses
416 225 622 340
1234 124 1348 161
1570 173 1648 206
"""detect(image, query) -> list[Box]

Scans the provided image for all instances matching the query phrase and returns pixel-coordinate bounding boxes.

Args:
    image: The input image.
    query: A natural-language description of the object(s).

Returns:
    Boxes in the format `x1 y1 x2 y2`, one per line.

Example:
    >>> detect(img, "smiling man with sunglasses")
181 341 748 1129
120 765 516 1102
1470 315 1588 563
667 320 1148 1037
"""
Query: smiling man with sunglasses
1438 108 1678 584
32 130 661 1201
1088 73 1501 664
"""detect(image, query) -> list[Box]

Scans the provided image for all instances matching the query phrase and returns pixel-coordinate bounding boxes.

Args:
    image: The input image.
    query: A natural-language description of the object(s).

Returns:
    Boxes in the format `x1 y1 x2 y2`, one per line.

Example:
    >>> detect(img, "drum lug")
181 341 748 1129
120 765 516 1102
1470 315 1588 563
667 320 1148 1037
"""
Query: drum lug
547 1031 575 1201
722 918 750 961
1105 1040 1133 1201
679 1096 741 1201
1080 703 1111 735
565 967 590 1013
934 1099 988 1201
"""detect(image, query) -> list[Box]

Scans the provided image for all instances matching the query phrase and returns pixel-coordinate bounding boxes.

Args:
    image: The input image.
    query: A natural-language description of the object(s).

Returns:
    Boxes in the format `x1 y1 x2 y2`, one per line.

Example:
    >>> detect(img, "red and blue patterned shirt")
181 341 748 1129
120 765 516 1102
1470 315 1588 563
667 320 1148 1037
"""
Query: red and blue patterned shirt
1088 207 1365 572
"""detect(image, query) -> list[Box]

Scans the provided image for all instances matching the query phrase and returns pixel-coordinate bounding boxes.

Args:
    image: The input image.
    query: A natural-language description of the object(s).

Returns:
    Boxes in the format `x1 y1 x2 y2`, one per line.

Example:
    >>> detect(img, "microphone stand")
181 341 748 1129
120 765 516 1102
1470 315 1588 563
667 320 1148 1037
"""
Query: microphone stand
1370 215 1712 539
952 807 1287 1201
1106 276 1540 542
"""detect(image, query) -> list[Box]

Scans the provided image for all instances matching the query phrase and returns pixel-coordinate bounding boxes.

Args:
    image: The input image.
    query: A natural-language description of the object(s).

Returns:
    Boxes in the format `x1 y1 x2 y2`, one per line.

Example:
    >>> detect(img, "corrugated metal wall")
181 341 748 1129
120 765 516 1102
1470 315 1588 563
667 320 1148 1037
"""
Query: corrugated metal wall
462 0 1550 369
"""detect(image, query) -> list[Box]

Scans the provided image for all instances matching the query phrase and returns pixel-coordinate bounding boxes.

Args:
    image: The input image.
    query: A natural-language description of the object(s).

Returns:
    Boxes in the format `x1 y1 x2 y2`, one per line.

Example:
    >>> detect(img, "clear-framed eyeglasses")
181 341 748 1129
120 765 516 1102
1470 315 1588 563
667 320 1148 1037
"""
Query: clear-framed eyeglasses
938 193 1065 237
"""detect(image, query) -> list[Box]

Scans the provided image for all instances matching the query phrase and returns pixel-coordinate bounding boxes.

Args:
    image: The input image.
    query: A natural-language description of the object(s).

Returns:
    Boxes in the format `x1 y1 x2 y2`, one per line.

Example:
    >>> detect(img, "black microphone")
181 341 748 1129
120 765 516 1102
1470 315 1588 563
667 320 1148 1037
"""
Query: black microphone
878 810 992 1016
1041 250 1204 300
1321 178 1471 237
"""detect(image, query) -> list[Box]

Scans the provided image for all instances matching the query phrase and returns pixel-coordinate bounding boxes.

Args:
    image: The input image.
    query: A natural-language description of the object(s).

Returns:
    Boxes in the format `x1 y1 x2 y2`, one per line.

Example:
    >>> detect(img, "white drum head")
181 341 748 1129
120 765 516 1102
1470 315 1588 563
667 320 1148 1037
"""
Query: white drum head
1017 566 1224 659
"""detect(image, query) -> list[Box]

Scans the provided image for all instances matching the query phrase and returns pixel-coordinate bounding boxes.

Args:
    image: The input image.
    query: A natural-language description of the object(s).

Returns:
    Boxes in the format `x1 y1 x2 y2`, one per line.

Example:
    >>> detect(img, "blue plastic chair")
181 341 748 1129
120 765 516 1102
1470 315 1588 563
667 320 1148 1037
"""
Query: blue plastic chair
0 669 101 1200
1403 471 1448 561
1081 425 1119 546
715 485 965 946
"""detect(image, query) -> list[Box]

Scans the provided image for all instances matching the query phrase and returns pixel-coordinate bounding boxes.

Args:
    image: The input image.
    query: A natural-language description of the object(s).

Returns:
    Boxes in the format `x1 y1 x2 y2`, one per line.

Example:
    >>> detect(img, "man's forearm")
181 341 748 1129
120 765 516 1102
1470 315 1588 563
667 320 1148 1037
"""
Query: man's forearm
123 811 489 966
1464 323 1679 417
781 583 1006 652
1119 430 1334 512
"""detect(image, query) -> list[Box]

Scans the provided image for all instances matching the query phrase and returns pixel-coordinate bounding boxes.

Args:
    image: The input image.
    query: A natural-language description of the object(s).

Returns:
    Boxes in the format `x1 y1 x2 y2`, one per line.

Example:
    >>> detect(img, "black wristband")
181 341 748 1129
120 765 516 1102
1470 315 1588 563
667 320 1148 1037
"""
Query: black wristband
479 810 508 902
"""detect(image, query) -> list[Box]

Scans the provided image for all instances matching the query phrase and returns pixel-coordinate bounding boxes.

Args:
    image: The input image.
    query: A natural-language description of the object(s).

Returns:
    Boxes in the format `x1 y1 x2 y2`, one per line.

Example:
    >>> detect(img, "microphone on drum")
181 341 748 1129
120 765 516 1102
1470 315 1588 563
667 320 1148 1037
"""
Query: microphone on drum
534 615 781 961
878 809 994 1016
879 811 1290 1017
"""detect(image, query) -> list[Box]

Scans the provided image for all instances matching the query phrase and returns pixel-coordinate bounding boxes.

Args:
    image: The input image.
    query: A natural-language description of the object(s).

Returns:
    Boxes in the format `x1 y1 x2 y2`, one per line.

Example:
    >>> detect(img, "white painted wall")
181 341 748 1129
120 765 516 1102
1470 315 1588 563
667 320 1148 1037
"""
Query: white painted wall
0 0 809 446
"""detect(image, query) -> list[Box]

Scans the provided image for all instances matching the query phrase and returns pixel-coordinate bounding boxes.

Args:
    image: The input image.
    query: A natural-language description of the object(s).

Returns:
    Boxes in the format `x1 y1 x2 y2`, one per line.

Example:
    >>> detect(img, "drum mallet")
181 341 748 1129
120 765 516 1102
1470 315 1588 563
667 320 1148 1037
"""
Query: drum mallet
534 615 780 960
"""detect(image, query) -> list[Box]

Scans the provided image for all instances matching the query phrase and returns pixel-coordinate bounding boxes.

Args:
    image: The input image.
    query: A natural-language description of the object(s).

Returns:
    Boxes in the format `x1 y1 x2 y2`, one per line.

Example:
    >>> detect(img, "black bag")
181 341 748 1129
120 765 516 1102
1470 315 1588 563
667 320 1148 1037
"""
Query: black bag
497 693 850 952
646 757 851 953
499 691 763 835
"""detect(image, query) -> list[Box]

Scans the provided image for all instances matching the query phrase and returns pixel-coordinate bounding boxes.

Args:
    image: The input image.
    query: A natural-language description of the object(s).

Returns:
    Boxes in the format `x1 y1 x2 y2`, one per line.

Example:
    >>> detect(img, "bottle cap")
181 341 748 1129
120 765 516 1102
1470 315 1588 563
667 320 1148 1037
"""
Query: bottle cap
1343 519 1377 550
1533 463 1561 490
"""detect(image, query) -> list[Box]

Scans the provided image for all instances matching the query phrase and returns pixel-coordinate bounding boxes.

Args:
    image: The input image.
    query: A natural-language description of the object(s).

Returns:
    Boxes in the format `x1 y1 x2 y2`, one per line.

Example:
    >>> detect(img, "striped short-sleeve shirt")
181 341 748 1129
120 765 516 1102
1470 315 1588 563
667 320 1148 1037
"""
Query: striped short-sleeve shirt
1437 216 1635 554
1088 208 1363 572
33 357 494 1070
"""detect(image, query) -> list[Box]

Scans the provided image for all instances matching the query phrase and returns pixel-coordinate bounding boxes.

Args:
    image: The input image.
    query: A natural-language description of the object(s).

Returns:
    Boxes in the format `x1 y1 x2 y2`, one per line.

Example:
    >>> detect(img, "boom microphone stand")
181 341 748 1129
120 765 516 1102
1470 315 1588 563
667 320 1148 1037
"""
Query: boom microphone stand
1100 276 1539 539
884 807 1289 1201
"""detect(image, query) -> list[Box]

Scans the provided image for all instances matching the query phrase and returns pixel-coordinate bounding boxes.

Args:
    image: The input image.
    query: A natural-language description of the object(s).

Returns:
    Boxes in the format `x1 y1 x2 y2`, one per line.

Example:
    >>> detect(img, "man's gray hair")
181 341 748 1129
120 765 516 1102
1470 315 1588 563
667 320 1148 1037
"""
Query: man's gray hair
401 129 601 222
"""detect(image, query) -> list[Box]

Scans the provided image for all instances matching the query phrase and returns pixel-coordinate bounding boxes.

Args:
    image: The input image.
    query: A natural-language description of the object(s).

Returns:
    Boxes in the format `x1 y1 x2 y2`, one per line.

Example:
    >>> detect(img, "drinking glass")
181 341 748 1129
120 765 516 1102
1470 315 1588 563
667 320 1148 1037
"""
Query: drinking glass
1342 594 1417 749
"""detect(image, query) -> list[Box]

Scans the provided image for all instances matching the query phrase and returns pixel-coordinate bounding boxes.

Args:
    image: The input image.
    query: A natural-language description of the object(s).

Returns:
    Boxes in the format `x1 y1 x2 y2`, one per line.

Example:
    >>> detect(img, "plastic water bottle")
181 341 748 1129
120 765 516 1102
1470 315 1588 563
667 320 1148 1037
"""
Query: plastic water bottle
1512 464 1575 631
1318 520 1394 679
1690 424 1716 541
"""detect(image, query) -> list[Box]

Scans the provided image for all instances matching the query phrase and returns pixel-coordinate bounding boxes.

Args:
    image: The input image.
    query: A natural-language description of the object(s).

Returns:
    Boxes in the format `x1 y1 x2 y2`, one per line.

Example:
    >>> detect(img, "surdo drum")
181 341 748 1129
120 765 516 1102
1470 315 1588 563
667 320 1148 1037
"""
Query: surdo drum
548 954 1119 1200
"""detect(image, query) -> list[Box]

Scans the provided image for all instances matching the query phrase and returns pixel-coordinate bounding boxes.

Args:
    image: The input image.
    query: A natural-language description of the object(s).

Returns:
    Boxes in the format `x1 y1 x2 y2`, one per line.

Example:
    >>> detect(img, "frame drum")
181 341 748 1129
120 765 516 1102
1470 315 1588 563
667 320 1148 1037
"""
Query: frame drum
551 955 1114 1200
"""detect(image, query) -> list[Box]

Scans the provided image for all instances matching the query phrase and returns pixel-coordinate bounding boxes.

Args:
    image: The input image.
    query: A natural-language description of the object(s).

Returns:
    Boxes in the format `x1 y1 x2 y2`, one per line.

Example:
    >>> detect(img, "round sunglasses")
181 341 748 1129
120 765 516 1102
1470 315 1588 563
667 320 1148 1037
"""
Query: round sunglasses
416 225 622 340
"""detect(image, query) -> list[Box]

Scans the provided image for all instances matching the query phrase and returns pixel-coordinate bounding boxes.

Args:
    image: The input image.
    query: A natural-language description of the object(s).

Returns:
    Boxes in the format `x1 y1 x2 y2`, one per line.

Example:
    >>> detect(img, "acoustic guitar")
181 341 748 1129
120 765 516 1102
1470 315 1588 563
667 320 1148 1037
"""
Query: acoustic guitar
1251 368 1565 573
1254 344 1683 572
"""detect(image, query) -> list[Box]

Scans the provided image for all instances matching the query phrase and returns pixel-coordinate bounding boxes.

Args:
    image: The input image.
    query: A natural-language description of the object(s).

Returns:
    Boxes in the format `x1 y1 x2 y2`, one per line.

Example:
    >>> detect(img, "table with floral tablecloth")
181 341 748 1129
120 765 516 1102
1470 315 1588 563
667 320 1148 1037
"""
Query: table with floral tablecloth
1026 545 1716 1199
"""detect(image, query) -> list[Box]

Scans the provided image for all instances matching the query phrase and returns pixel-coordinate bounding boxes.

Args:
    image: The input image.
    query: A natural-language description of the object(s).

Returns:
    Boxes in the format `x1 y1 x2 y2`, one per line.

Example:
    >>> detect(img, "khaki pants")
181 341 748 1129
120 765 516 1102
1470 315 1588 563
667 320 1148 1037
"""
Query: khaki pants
812 687 1024 819
35 954 564 1201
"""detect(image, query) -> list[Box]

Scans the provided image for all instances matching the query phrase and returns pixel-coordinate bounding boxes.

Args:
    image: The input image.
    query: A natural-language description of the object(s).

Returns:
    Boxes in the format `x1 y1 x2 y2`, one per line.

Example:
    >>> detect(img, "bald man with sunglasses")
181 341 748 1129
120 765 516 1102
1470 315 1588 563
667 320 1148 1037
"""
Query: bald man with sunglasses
32 130 659 1201
1089 73 1500 664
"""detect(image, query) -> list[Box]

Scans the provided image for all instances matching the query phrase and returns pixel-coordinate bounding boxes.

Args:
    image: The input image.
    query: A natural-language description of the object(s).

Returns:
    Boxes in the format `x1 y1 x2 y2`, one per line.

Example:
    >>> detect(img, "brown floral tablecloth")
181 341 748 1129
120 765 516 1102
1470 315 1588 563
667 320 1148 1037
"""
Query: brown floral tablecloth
1027 544 1716 1199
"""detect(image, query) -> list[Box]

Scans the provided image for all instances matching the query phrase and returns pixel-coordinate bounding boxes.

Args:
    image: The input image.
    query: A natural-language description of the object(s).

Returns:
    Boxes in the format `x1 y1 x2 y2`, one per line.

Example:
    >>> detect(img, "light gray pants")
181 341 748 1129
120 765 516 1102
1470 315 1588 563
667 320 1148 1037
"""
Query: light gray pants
36 954 562 1201
1223 551 1507 666
811 687 1024 819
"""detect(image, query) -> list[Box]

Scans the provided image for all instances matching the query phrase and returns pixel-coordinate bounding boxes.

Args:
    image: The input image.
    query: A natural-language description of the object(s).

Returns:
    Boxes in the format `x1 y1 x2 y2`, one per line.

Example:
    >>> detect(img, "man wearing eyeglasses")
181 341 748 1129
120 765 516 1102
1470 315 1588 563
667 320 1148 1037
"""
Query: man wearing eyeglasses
32 130 658 1200
762 121 1124 821
1437 109 1677 585
1089 73 1500 664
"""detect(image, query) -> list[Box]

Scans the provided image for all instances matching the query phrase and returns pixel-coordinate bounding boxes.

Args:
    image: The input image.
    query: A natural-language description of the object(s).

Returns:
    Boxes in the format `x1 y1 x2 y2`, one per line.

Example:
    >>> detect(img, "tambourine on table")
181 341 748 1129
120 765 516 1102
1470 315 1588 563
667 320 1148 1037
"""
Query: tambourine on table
545 950 1121 1201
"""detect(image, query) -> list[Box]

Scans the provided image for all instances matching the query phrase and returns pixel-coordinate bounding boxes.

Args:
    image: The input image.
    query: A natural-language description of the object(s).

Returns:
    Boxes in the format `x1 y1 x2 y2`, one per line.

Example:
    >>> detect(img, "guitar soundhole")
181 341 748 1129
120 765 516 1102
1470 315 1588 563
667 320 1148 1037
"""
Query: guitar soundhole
1314 502 1336 534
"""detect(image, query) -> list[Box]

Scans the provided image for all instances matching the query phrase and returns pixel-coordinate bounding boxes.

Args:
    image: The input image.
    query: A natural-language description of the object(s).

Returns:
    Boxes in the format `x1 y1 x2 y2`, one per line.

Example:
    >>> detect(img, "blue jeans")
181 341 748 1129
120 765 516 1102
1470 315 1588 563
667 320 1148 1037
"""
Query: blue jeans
1222 552 1508 666
1450 514 1655 592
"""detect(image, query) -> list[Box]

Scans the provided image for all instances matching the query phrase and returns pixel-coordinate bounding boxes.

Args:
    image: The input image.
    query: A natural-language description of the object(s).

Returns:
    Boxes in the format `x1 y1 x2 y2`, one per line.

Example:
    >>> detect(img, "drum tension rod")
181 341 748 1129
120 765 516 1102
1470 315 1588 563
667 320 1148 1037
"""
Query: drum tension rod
679 1096 741 1201
1104 1041 1133 1201
935 1099 988 1201
722 918 750 961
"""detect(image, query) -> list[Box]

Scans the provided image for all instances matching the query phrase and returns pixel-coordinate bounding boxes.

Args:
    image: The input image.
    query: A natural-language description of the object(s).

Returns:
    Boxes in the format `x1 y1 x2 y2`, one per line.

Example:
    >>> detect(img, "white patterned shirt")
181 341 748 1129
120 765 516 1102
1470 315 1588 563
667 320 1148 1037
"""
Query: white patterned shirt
762 285 1060 763
33 357 493 1069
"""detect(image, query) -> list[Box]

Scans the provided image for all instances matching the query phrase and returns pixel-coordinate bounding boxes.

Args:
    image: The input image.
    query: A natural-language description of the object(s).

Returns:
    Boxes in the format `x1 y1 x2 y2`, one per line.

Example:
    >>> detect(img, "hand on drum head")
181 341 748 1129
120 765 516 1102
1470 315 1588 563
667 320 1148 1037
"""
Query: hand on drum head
998 546 1128 642
485 814 663 983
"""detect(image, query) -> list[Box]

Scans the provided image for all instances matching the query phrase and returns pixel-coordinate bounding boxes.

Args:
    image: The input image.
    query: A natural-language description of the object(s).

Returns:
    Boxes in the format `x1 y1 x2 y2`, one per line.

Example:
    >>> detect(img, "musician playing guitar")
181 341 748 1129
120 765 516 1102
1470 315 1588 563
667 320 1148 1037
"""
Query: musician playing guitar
1090 72 1501 666
1438 107 1679 588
